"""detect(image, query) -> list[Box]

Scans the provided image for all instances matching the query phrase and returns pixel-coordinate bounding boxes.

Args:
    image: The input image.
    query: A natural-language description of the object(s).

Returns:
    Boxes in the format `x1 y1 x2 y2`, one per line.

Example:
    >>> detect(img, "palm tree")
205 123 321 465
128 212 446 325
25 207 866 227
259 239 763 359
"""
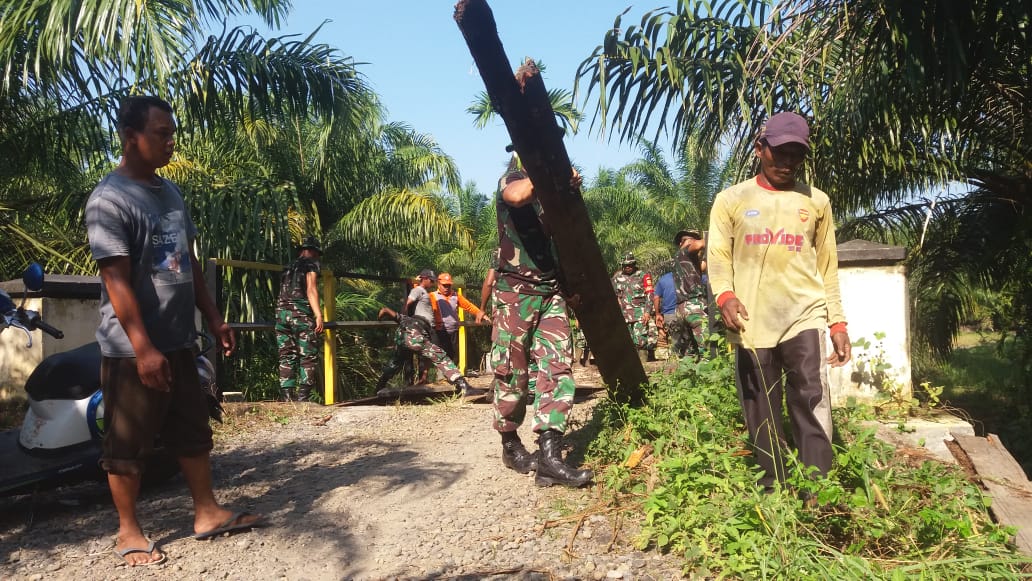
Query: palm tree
0 0 366 278
467 60 584 137
583 168 671 274
468 87 583 136
327 124 472 275
618 137 734 235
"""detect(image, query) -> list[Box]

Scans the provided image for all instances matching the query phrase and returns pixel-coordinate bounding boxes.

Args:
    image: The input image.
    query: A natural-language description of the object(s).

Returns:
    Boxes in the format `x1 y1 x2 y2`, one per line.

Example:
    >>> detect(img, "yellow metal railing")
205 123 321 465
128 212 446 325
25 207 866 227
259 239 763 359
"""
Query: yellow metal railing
209 258 486 404
212 258 340 404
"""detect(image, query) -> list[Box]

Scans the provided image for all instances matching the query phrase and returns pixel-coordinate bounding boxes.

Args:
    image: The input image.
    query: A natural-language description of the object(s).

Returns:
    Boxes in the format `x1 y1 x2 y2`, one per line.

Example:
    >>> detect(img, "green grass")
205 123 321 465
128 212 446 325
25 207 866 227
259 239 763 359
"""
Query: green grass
922 334 1023 397
915 334 1031 473
585 352 1032 579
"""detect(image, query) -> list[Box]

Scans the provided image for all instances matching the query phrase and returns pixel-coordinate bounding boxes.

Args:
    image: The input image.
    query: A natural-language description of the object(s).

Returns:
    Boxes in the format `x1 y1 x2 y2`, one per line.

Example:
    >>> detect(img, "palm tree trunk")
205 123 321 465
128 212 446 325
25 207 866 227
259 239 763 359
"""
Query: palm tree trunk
455 0 647 405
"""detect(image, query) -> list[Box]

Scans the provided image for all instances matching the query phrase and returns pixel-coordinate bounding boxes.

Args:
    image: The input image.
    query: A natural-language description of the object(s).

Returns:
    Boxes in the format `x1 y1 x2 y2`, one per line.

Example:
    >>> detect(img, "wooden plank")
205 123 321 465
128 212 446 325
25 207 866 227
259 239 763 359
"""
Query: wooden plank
952 433 1031 490
951 433 1032 555
454 0 647 404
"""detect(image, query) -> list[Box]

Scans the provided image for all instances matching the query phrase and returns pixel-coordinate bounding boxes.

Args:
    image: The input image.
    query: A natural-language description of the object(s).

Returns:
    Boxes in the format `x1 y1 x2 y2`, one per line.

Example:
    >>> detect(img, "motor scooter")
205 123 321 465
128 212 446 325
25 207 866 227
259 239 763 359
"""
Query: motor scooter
0 263 219 496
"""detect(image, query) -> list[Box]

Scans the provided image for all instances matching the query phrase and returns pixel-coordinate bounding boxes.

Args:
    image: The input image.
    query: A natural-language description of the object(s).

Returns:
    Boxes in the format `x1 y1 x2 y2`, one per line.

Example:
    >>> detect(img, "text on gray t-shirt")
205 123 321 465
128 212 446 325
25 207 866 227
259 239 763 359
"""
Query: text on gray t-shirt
85 172 199 357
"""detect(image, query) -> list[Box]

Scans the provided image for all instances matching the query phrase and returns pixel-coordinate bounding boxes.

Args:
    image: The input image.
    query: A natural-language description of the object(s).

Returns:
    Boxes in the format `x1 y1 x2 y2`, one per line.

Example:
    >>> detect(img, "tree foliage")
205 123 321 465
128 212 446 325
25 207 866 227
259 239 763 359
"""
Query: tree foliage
0 0 370 279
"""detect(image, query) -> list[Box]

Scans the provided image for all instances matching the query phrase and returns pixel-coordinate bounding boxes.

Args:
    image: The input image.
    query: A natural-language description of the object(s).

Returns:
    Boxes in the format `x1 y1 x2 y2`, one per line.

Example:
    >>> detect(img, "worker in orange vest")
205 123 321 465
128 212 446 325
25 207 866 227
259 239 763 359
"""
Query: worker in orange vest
430 272 486 365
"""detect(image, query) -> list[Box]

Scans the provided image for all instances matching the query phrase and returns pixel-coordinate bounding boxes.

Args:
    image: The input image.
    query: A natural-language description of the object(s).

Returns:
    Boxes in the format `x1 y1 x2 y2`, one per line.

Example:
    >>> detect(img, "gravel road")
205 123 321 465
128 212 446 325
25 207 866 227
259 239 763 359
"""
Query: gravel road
0 367 685 580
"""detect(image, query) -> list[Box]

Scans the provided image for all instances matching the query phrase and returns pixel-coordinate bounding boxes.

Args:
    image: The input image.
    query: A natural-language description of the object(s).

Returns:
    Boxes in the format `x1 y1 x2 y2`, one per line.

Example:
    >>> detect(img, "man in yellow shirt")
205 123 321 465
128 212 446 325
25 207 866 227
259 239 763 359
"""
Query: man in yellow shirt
707 111 851 491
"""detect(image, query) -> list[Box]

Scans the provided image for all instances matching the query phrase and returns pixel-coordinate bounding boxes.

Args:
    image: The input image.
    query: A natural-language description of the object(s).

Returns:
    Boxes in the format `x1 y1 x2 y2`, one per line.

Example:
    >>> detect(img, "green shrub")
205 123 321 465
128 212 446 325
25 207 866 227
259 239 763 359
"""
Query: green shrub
586 352 1031 579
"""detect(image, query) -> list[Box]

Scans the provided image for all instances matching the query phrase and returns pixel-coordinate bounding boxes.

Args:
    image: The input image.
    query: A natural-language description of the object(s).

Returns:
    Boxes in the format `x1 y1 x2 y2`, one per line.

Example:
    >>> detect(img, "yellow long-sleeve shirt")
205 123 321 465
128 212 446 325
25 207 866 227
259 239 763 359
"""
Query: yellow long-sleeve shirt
707 177 845 348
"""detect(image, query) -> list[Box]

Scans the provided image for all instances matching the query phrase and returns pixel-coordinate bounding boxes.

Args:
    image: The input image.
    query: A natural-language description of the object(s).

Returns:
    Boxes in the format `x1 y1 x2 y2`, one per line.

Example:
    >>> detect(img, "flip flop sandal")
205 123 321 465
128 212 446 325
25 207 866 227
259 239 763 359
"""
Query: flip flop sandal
193 511 267 540
115 540 166 567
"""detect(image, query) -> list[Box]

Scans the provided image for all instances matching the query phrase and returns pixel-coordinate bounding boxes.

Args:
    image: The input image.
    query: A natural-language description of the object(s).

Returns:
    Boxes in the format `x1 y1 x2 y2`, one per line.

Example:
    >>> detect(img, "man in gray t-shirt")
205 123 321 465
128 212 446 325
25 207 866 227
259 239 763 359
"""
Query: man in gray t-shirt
87 172 199 356
406 269 436 325
85 96 263 566
373 269 484 397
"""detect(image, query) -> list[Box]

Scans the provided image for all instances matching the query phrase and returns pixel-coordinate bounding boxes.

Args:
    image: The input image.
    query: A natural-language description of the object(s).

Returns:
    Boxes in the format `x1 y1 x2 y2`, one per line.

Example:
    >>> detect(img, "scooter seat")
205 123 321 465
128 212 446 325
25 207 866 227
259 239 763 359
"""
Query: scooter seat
24 342 102 401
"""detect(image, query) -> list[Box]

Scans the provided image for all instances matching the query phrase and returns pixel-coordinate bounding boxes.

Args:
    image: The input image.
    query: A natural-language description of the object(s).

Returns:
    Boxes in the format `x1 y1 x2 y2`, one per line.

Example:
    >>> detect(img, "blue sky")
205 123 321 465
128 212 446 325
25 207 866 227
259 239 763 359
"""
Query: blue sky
229 1 670 193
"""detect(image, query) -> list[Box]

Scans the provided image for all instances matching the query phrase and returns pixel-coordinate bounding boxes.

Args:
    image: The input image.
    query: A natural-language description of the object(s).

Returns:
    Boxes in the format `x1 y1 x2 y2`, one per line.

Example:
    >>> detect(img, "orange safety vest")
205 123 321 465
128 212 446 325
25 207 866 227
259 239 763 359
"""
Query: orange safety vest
429 290 482 330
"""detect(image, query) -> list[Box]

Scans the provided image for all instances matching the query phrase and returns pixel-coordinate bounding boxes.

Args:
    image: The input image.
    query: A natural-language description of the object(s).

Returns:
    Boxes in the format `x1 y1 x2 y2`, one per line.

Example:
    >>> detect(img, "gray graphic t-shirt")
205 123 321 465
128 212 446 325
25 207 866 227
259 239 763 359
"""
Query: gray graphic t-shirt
407 285 434 326
85 172 199 357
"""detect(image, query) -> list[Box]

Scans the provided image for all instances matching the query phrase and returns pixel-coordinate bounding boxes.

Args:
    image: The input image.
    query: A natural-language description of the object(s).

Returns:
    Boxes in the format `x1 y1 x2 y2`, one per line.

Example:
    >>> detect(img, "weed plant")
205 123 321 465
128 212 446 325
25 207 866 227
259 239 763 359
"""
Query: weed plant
586 352 1031 579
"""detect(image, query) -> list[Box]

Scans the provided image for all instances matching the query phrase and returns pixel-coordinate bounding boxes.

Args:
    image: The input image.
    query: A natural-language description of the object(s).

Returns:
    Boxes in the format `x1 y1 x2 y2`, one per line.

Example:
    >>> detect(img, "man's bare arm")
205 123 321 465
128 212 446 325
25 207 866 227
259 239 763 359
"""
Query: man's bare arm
306 270 324 334
190 252 236 356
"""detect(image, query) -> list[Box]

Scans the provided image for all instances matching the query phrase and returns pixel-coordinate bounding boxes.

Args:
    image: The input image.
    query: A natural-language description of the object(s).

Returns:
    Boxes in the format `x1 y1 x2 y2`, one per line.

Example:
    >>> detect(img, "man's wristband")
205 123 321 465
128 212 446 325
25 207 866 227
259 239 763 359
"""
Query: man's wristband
830 322 848 335
716 291 736 308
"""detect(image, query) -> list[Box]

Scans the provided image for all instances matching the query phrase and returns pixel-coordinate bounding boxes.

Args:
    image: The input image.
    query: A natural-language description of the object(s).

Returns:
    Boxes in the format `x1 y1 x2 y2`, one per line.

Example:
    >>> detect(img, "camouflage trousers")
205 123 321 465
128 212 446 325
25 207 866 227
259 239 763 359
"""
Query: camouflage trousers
646 317 658 350
572 323 591 365
625 317 657 351
275 305 320 393
489 289 575 433
381 317 461 385
666 299 708 358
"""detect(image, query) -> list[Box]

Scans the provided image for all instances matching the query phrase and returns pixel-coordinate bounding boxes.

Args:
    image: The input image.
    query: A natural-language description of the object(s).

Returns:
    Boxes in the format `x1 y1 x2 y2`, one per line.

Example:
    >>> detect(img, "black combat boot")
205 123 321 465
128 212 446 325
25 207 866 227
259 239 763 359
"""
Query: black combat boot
454 377 487 397
282 388 296 402
535 430 593 488
296 387 311 402
501 431 538 474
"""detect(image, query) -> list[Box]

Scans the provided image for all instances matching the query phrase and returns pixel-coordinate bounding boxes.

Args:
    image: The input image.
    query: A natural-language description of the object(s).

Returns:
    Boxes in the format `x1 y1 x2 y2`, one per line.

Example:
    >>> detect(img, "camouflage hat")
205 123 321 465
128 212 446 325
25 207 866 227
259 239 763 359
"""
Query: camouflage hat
674 229 703 246
621 252 637 266
299 235 322 253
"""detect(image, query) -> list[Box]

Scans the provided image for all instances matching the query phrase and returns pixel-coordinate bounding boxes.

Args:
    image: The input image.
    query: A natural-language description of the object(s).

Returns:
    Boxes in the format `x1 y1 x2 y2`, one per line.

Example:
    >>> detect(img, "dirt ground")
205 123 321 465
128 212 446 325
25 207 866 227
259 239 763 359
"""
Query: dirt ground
0 364 686 580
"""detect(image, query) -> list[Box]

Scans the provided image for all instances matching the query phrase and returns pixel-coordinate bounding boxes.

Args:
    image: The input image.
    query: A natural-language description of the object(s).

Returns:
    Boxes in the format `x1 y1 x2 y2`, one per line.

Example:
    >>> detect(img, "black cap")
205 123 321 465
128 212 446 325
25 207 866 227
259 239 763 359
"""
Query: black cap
674 229 702 246
418 268 436 279
300 235 322 253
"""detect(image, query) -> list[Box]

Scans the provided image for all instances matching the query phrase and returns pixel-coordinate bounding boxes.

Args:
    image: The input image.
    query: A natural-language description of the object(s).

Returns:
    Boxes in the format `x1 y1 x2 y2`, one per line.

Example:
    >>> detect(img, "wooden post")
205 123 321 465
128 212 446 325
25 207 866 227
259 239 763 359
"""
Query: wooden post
455 0 646 404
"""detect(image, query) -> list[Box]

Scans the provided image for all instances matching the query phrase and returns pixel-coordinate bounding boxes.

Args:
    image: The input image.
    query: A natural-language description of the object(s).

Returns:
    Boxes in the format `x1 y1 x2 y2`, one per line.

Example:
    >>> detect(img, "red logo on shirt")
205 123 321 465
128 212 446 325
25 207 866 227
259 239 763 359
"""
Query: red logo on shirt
744 228 804 252
798 209 810 223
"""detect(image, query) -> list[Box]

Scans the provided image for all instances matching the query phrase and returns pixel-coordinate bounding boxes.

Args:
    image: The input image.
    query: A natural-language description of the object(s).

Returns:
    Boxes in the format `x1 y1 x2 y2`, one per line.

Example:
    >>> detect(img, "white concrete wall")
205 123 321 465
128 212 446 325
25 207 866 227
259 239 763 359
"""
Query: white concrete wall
0 297 100 400
827 263 911 405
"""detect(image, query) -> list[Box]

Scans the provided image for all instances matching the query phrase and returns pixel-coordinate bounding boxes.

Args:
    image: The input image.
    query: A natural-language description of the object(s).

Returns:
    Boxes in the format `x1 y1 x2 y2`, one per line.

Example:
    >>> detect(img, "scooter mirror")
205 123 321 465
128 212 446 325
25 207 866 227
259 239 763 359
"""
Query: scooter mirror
23 262 45 292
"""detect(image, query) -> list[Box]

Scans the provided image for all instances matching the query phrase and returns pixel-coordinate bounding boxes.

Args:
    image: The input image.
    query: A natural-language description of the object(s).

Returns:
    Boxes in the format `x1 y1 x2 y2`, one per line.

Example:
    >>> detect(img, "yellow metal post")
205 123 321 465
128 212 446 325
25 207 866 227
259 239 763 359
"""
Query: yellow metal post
322 270 337 404
457 287 466 374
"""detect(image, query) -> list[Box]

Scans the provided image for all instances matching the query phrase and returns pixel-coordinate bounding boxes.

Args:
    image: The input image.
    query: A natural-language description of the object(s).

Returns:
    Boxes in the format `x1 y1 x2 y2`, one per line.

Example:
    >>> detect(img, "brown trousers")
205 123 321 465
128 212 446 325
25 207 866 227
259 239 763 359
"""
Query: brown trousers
100 348 213 476
734 329 833 488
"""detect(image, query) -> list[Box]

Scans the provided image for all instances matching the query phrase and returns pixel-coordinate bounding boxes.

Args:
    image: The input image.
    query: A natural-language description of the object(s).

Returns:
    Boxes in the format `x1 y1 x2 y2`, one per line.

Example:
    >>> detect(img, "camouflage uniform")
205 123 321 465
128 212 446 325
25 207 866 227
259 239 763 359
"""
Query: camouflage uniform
490 167 575 434
275 256 321 397
612 267 653 351
670 246 708 357
379 314 462 385
643 272 658 354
